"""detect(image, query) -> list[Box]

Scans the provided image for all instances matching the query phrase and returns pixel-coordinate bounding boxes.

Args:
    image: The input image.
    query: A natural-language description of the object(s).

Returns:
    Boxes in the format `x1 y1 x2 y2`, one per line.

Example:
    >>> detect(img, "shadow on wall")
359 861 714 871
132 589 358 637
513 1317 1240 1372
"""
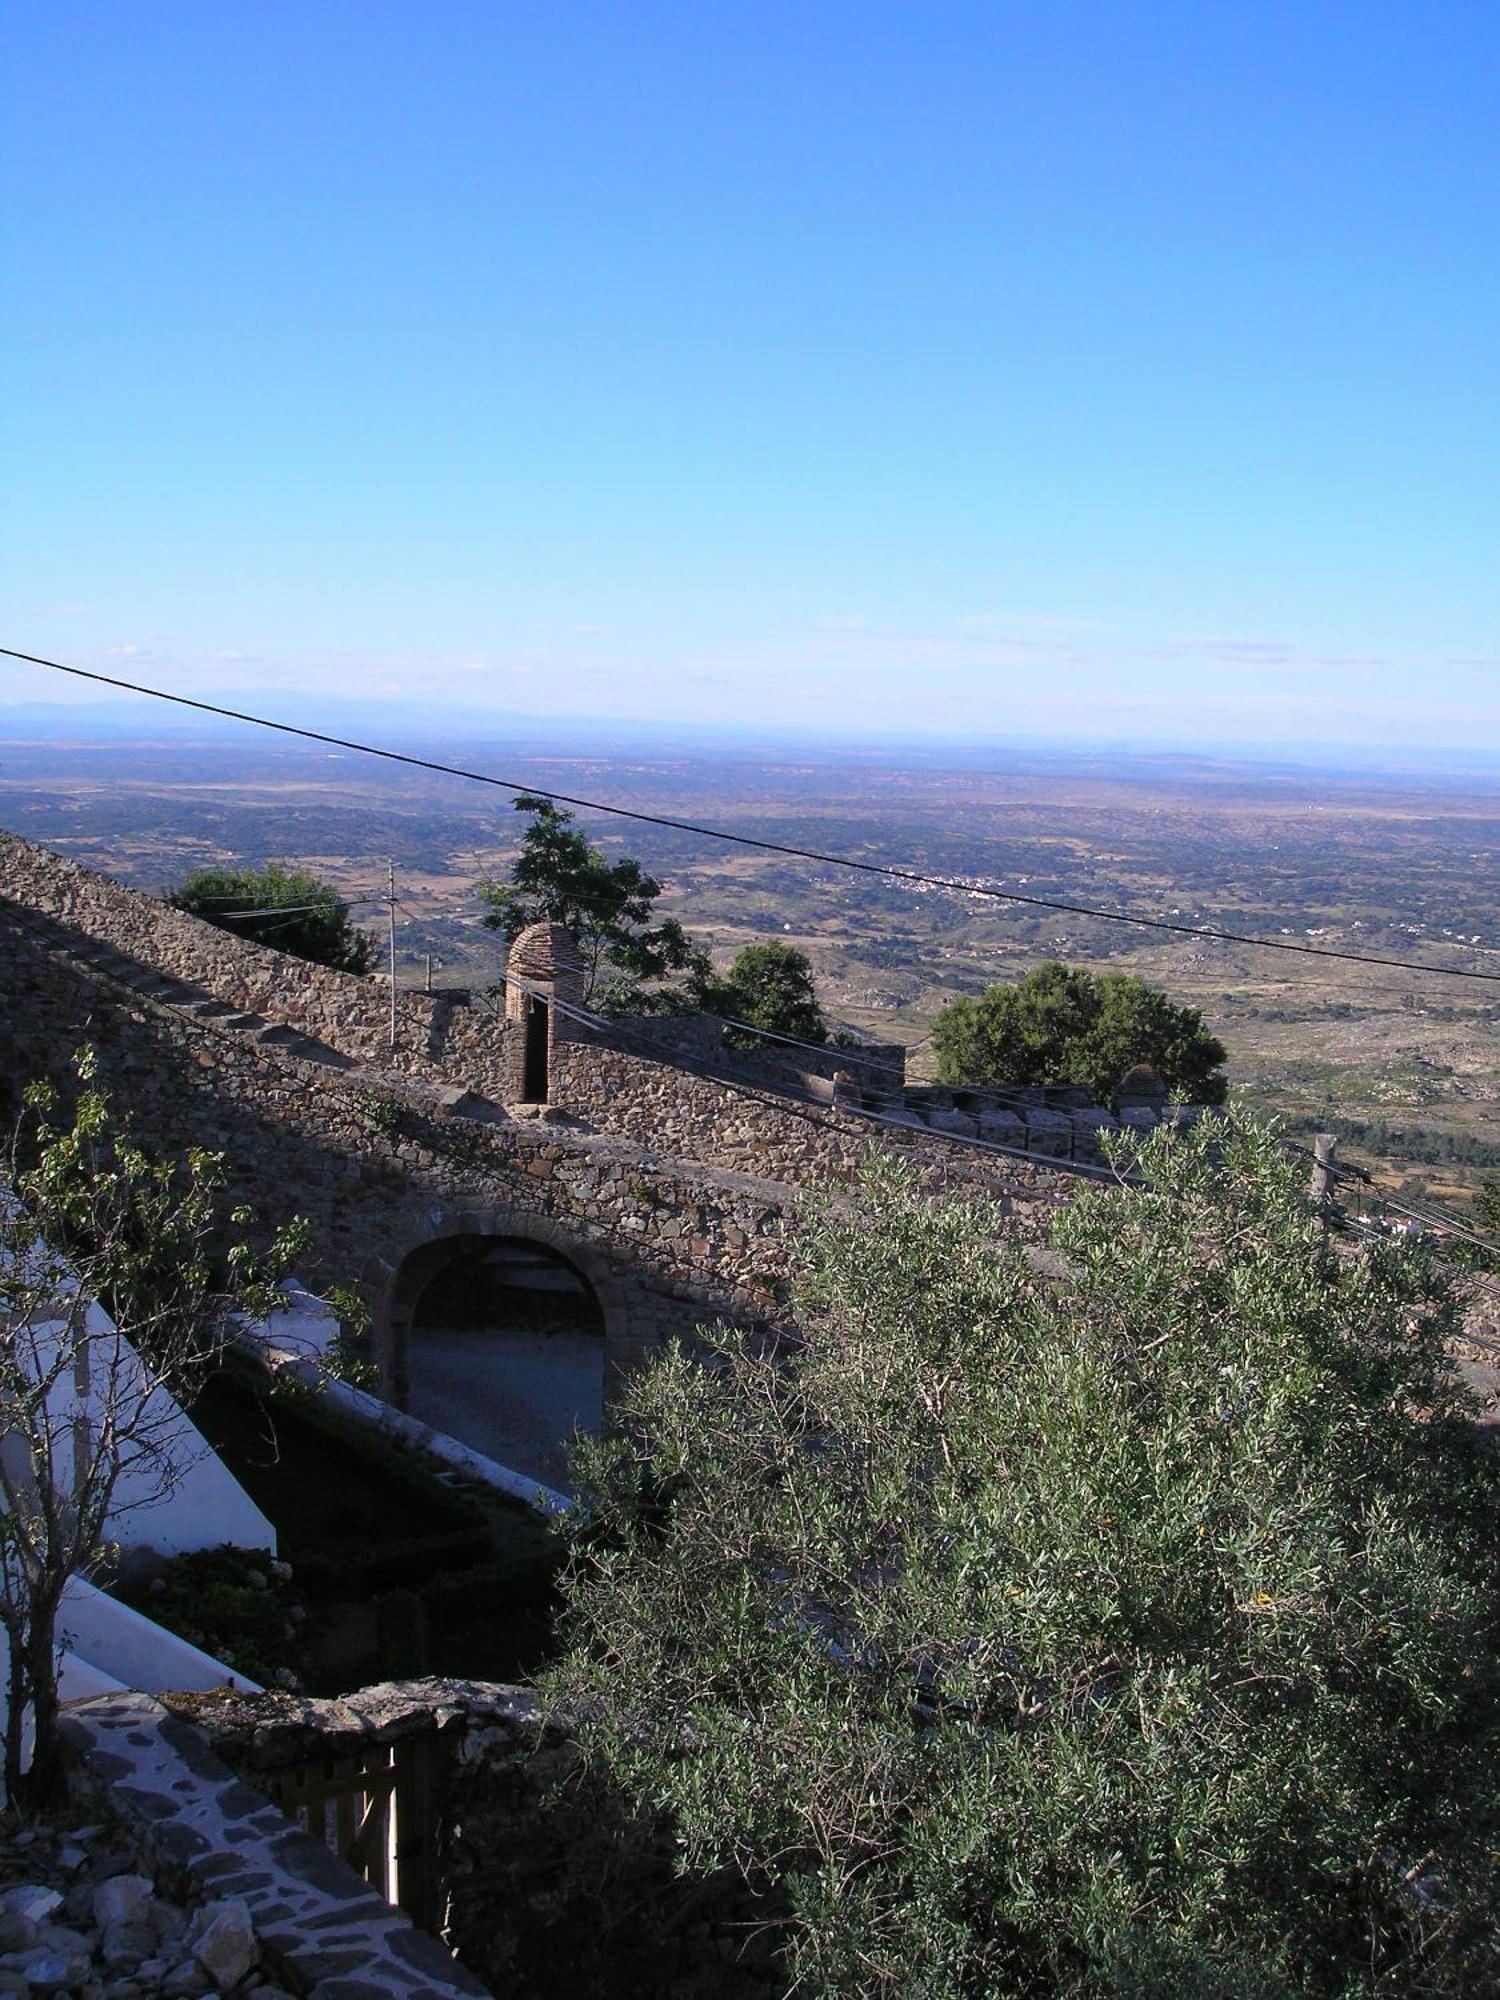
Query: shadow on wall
399 1237 606 1492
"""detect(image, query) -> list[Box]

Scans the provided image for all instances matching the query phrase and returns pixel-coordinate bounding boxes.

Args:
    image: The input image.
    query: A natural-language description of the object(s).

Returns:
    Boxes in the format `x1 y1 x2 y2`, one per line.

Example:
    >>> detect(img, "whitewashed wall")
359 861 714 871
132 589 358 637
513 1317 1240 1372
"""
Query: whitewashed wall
1 1210 273 1783
0 1209 276 1559
75 1296 277 1558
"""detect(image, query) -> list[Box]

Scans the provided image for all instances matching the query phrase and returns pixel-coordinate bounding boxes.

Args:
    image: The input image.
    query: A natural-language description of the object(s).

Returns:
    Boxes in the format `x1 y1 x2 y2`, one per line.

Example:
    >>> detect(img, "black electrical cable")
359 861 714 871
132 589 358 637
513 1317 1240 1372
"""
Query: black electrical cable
6 645 1500 984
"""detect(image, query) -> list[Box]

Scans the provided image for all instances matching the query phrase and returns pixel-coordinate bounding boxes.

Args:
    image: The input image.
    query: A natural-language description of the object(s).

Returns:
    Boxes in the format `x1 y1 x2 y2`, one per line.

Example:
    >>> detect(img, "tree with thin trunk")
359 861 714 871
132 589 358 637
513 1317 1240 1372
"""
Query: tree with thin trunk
0 1050 306 1803
477 795 705 1009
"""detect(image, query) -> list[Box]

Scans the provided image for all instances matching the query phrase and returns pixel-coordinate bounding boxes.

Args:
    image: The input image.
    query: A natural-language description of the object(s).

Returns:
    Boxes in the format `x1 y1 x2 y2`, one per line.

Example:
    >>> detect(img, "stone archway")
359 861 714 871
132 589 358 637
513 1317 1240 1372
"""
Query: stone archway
379 1217 631 1490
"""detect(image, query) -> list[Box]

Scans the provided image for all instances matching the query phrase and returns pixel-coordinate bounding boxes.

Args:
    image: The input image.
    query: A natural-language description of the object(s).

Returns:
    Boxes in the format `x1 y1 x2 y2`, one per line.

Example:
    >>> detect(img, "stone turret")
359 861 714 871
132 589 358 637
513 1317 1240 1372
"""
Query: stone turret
504 922 586 1008
504 922 586 1104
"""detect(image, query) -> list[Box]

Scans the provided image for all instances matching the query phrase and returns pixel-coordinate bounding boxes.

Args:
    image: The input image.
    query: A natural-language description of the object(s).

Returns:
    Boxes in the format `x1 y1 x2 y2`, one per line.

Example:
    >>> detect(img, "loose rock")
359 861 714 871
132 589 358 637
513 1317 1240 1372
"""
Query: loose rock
187 1902 257 1992
0 1890 61 1928
98 1922 156 1972
92 1880 151 1932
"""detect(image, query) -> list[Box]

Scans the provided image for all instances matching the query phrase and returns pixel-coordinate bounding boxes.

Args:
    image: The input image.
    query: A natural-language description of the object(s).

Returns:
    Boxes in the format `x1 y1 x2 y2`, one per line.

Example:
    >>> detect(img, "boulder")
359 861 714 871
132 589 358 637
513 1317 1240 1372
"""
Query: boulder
1 1888 62 1928
162 1960 212 1998
975 1110 1027 1149
1021 1107 1073 1158
0 1912 36 1955
187 1901 256 1991
150 1903 187 1946
92 1878 153 1932
15 1939 92 1991
100 1919 159 1971
924 1107 977 1137
1070 1108 1120 1162
1114 1062 1168 1112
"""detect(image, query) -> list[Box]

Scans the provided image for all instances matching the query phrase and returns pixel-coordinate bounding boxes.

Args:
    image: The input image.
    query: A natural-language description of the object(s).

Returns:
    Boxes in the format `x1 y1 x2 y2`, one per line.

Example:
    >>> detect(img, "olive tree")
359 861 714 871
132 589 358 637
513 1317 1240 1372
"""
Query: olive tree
0 1052 306 1802
548 1121 1500 1996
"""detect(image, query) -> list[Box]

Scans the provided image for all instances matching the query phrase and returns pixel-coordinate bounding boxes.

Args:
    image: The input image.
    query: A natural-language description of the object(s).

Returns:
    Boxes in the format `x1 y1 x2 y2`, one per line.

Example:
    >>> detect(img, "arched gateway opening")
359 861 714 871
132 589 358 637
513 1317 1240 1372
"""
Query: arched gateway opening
393 1234 607 1490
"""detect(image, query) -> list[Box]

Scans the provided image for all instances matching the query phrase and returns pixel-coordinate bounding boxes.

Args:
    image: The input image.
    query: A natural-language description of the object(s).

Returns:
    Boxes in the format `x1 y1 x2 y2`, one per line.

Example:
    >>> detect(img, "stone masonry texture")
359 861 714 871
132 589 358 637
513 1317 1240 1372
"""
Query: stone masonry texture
0 834 1078 1394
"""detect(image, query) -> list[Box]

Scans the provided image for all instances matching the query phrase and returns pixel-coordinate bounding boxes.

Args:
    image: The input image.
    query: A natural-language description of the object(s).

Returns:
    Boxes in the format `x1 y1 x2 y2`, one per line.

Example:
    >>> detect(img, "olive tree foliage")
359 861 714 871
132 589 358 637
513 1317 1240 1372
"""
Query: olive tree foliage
933 959 1229 1104
0 1053 308 1803
168 862 375 974
548 1121 1500 1997
477 795 704 1009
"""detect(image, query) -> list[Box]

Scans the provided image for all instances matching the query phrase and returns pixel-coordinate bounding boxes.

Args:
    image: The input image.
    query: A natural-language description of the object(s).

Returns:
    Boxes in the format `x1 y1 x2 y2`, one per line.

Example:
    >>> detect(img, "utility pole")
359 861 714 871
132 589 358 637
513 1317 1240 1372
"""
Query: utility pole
387 859 397 1049
1311 1132 1338 1225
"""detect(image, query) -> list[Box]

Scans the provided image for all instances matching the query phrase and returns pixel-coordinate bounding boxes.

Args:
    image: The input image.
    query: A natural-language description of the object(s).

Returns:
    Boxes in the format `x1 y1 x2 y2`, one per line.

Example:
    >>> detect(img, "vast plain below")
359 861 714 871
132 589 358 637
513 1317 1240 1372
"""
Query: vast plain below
2 716 1497 1212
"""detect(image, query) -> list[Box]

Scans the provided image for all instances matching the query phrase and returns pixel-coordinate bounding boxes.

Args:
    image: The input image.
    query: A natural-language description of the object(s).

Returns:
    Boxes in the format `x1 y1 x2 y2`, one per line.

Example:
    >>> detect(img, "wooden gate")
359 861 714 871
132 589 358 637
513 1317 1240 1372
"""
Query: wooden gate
266 1735 444 1931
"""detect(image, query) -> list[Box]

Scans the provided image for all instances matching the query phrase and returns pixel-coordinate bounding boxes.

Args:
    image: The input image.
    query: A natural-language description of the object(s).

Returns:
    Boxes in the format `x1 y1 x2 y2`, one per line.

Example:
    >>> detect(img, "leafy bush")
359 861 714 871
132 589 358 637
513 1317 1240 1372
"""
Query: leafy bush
547 1123 1500 1997
692 942 828 1047
932 958 1228 1103
123 1545 305 1689
168 862 375 974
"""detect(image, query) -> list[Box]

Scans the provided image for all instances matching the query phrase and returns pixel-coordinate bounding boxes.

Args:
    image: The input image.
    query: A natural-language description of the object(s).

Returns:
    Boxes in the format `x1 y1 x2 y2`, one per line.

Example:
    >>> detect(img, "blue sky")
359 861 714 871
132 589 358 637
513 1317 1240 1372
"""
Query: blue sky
4 2 1498 751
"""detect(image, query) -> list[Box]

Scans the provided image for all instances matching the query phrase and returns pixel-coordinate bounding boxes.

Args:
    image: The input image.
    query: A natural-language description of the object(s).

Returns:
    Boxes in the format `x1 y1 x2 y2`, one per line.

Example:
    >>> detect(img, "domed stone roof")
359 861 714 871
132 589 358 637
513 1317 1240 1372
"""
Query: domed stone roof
507 921 585 983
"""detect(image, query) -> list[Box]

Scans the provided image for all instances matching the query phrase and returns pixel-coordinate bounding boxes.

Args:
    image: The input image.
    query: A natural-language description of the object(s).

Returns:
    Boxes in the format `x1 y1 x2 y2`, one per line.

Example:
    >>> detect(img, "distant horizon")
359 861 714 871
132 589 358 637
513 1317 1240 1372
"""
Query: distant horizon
5 687 1500 784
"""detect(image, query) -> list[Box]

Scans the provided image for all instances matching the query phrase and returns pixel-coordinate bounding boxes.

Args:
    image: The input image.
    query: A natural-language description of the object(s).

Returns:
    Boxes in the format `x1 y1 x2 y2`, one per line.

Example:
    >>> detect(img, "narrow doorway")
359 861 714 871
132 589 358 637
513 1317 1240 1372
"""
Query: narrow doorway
521 995 549 1102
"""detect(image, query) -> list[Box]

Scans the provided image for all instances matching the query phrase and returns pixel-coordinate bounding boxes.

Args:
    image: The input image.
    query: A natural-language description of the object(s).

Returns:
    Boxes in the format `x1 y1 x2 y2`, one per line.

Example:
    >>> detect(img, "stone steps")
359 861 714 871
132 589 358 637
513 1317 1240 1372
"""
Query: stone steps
0 902 355 1072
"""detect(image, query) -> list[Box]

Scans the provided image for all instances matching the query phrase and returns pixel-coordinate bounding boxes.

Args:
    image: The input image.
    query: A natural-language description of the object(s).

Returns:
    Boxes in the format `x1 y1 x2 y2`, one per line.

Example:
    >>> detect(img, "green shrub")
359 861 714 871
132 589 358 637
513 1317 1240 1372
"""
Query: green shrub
692 941 828 1047
356 1092 402 1135
124 1545 305 1689
167 862 375 974
932 958 1228 1102
548 1122 1500 1997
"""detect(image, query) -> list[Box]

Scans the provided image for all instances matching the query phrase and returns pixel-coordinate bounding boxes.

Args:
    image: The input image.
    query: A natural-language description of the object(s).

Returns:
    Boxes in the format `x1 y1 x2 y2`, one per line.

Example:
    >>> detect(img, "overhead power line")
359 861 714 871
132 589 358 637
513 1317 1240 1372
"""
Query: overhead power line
1373 1190 1500 1260
6 644 1500 985
216 895 389 920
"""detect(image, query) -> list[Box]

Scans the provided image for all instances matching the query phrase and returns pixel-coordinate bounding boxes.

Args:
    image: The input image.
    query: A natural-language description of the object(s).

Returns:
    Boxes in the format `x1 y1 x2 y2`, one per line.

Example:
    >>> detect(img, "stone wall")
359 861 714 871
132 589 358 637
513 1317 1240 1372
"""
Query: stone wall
899 1082 1194 1166
0 833 512 1094
612 1009 907 1093
0 835 1112 1200
0 917 1080 1419
0 918 807 1376
547 1028 1082 1199
0 835 1082 1395
0 835 1076 1206
0 835 1111 1183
